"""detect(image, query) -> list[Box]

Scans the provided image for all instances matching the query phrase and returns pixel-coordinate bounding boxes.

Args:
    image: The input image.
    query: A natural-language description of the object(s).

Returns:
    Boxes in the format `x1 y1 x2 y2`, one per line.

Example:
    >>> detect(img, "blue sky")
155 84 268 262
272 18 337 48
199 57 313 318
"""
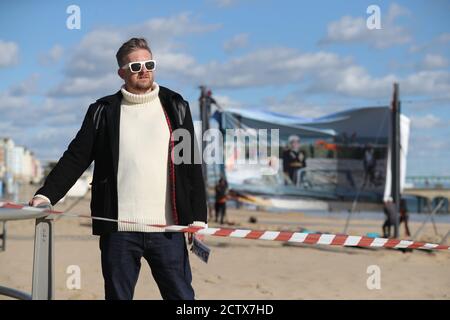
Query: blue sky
0 0 449 176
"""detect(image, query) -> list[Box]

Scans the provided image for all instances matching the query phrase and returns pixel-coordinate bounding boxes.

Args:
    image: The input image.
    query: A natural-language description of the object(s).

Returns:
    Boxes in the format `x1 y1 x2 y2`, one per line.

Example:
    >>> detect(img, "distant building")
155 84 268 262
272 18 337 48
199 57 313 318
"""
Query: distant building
0 144 5 178
0 138 15 176
0 137 43 184
12 145 24 179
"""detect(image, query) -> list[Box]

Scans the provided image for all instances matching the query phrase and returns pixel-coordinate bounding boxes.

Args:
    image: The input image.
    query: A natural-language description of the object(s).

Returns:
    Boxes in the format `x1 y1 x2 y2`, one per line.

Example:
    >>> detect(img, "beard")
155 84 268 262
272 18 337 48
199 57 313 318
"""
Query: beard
134 78 153 91
126 74 153 93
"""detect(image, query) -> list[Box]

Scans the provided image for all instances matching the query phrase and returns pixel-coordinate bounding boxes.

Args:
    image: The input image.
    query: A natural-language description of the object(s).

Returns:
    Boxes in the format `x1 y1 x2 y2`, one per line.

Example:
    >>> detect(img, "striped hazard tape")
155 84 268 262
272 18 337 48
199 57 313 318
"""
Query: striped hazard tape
1 201 449 251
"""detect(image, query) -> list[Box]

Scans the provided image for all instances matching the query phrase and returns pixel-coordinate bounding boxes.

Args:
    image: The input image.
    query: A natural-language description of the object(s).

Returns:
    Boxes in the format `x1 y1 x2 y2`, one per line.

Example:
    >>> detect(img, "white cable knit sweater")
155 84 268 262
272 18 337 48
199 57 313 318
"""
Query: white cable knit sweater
117 82 173 232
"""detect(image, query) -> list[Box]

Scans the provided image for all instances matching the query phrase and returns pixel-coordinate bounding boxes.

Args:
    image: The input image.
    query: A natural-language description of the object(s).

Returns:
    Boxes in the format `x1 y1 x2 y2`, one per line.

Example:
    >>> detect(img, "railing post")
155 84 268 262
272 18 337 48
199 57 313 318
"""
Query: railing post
31 214 54 300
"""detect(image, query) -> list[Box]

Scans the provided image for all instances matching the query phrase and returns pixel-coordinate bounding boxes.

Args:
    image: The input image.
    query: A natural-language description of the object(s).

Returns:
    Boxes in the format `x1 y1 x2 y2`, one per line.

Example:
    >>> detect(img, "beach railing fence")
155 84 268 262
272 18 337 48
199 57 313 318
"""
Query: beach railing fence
0 204 54 300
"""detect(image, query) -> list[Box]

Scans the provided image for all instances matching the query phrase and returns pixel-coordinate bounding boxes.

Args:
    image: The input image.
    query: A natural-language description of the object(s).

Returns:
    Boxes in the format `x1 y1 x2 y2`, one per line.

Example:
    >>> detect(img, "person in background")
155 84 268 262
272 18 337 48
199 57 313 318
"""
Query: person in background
400 198 411 237
382 198 395 238
282 135 306 186
215 177 228 225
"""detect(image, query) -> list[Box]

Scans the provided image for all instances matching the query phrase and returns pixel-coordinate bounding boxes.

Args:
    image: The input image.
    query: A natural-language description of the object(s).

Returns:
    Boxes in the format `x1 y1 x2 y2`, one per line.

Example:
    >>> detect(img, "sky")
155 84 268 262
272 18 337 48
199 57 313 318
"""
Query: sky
0 0 449 177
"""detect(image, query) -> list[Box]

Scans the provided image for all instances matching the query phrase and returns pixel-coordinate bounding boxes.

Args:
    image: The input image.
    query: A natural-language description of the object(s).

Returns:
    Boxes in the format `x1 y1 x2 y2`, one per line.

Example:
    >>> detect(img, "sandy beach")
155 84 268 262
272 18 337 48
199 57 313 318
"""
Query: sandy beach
0 184 449 300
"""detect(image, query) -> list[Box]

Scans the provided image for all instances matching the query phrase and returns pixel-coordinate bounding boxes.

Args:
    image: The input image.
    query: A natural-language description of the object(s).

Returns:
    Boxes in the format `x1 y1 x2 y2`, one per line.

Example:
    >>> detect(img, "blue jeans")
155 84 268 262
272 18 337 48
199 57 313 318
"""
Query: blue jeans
99 231 194 300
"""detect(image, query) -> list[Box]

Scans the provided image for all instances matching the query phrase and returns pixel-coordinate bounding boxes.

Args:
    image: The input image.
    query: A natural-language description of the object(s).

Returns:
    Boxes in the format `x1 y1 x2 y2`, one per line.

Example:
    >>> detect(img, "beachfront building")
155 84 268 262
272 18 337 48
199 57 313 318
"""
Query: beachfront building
0 138 15 177
0 137 43 184
11 145 24 180
0 145 5 179
31 156 43 184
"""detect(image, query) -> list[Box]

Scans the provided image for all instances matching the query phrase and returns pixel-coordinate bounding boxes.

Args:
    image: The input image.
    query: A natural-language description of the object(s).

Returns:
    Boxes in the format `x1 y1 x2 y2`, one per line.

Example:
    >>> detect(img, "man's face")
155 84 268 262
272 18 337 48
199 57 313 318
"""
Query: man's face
118 48 154 94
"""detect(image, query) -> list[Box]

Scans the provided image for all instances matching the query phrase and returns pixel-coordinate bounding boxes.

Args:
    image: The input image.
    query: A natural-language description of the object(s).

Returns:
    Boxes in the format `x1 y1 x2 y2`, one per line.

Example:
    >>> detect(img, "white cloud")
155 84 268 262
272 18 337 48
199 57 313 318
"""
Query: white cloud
49 13 220 97
320 3 411 48
410 114 445 129
64 13 220 78
176 48 353 89
264 95 344 118
30 11 450 120
223 33 249 53
307 66 450 99
213 94 244 109
386 3 410 22
0 89 95 160
63 30 123 78
402 70 450 96
0 74 94 145
409 32 450 53
155 51 198 75
50 11 444 102
8 74 40 96
47 30 450 104
436 32 450 44
24 125 82 161
210 0 240 7
0 93 29 111
0 40 19 67
0 76 37 111
48 72 121 97
307 65 396 98
39 44 64 65
156 44 450 100
420 53 448 70
130 12 220 37
408 134 450 156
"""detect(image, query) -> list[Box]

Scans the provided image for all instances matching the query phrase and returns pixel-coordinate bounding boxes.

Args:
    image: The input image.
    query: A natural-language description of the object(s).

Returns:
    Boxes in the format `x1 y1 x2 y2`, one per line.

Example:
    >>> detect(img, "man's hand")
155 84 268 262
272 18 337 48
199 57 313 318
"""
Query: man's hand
28 196 50 207
187 222 208 245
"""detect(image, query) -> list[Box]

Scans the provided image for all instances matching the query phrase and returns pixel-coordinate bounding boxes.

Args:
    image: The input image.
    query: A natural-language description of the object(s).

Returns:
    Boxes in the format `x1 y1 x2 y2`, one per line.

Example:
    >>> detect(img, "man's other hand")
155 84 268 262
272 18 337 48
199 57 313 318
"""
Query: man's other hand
28 196 51 207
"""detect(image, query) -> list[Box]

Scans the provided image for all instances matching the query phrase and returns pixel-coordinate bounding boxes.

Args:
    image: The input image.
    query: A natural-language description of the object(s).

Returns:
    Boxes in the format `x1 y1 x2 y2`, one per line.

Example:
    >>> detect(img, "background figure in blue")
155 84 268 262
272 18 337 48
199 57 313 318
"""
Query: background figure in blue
215 177 228 225
282 135 307 186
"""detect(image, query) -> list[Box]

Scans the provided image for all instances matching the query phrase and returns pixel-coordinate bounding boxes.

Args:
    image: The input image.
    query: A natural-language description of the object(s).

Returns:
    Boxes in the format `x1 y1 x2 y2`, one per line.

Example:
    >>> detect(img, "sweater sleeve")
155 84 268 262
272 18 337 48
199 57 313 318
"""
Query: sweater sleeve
33 194 51 204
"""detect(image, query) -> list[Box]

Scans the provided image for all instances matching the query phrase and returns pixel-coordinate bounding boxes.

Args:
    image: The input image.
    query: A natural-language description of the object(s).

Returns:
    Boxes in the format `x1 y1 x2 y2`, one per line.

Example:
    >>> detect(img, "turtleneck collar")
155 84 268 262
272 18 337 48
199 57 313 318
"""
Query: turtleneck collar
121 82 160 105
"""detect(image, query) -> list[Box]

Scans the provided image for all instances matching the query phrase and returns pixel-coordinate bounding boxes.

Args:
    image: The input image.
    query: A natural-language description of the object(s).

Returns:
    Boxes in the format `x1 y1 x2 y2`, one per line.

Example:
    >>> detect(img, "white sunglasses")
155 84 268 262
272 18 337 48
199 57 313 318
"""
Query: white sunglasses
121 59 156 73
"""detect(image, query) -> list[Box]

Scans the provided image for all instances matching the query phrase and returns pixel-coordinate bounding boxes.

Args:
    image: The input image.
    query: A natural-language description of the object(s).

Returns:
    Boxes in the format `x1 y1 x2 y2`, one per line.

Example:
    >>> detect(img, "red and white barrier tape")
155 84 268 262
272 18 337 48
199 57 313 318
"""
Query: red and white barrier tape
1 201 449 251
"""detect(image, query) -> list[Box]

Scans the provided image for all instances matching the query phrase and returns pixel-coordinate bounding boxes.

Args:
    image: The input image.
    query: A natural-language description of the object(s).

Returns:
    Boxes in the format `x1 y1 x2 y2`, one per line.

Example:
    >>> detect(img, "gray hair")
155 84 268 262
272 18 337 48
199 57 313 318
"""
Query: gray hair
116 37 152 67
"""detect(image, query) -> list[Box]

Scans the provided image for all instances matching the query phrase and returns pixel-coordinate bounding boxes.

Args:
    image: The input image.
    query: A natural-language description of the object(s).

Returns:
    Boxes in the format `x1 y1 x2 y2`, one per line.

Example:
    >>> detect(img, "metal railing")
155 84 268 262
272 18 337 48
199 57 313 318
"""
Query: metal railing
0 204 54 300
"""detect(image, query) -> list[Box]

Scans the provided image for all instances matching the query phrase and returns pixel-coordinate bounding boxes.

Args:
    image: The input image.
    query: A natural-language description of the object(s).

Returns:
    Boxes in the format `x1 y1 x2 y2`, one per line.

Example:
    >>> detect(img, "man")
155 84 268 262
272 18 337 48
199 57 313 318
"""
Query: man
29 38 207 300
399 198 411 237
214 177 228 225
282 135 306 185
382 198 395 238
